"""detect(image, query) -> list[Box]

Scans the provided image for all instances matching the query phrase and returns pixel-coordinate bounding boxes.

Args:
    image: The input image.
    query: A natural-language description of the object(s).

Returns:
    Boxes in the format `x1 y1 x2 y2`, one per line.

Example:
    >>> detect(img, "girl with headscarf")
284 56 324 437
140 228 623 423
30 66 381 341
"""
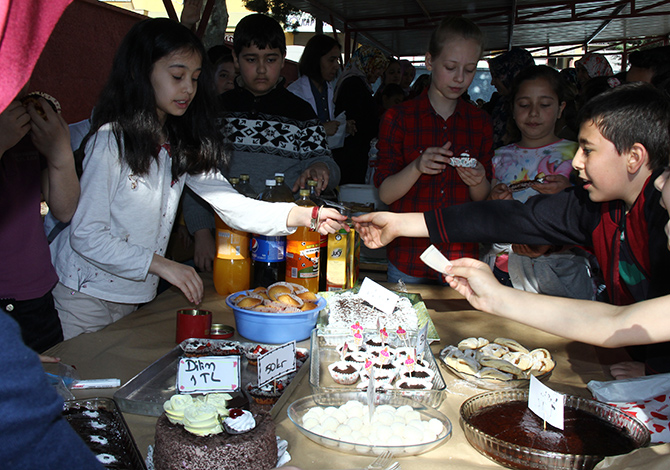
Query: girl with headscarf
333 45 389 184
575 52 613 87
487 47 535 149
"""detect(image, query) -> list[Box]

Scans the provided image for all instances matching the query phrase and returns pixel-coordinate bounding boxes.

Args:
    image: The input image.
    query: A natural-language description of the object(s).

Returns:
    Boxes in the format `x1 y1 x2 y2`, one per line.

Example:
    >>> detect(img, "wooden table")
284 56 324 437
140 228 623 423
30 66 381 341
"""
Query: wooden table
44 274 670 469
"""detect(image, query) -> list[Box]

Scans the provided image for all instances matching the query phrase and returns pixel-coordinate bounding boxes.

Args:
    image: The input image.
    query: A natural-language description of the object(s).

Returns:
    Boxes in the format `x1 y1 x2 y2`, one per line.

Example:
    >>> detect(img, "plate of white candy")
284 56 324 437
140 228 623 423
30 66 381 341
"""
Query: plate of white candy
287 392 451 456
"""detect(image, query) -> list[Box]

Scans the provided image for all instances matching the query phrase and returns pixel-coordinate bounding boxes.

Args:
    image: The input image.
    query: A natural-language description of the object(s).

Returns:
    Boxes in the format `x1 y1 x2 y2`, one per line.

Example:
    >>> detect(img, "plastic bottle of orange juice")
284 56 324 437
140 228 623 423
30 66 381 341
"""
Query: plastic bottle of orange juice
212 177 251 295
285 189 320 292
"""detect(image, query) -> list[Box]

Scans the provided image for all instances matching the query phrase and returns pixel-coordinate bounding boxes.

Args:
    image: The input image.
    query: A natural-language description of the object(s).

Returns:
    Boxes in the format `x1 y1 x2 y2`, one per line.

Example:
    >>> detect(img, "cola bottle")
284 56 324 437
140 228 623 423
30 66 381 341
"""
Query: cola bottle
251 179 289 288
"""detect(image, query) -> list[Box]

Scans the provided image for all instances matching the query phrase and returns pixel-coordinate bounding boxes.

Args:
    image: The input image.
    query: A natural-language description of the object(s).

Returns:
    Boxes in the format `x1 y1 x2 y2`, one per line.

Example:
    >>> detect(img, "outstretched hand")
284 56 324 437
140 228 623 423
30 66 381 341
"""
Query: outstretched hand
352 212 400 249
444 258 503 313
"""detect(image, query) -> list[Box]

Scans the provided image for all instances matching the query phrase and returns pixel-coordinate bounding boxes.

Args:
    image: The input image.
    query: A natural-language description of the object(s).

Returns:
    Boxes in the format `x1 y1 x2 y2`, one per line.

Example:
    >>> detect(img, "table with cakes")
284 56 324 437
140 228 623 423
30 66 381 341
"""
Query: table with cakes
44 274 670 470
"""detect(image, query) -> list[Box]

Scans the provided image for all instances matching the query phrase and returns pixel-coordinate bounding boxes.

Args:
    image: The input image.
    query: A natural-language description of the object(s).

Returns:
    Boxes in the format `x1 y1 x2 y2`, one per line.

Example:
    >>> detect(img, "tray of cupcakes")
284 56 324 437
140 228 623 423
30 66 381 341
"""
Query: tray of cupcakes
309 326 447 408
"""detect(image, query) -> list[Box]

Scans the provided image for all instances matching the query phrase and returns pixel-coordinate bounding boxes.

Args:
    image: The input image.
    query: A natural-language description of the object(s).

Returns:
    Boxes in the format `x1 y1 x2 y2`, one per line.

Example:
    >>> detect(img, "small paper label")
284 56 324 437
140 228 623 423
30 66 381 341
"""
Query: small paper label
420 245 453 274
358 277 399 315
177 356 241 393
257 341 297 388
415 323 428 359
529 374 565 430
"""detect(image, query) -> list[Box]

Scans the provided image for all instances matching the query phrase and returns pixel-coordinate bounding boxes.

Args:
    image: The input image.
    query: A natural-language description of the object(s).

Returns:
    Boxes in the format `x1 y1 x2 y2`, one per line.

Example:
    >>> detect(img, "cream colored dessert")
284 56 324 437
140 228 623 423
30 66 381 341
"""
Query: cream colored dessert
300 400 444 448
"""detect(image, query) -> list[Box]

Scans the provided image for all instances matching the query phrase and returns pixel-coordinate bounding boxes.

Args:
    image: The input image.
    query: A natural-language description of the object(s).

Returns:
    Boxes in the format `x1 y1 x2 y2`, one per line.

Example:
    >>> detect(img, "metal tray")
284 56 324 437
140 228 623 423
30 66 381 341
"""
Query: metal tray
63 397 146 470
317 288 440 342
114 340 308 416
309 329 447 408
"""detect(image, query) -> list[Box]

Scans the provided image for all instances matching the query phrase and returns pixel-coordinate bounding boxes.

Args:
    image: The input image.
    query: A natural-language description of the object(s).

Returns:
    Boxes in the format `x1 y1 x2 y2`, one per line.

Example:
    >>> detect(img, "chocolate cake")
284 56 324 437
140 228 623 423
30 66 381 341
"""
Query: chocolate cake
468 401 637 455
63 403 140 469
153 410 277 470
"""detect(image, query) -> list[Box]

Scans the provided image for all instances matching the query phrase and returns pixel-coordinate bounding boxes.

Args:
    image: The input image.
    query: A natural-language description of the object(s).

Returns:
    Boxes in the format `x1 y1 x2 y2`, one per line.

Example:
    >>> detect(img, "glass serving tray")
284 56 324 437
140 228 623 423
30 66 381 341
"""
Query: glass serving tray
309 329 447 408
113 340 308 416
317 287 440 343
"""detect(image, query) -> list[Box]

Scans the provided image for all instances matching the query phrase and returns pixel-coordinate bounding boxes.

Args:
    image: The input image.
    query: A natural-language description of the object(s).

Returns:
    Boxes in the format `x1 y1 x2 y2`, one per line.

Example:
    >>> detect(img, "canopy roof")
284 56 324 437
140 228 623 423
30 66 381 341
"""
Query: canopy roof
284 0 670 57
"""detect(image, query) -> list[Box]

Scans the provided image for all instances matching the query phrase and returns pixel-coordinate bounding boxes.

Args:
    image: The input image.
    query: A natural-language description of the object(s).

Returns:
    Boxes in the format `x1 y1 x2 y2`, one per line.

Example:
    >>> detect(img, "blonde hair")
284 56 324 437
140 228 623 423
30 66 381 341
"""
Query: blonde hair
428 16 484 58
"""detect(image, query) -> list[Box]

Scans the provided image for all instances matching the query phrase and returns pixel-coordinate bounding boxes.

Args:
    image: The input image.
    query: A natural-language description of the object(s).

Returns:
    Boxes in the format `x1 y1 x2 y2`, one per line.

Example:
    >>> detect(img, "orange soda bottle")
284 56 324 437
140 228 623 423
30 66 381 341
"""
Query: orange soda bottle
285 189 320 292
212 177 251 295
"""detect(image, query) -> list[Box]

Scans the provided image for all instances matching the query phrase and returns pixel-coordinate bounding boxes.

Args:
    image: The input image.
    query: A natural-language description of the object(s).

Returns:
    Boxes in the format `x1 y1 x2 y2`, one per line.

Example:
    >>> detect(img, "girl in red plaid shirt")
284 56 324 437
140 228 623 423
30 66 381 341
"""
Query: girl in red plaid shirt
373 16 493 284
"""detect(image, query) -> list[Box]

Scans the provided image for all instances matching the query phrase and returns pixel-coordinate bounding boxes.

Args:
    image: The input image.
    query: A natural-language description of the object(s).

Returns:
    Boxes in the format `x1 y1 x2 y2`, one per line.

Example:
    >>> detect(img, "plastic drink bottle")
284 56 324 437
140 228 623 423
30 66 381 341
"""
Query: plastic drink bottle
274 172 295 201
251 179 289 288
237 173 257 198
212 177 251 295
285 189 320 292
308 179 328 291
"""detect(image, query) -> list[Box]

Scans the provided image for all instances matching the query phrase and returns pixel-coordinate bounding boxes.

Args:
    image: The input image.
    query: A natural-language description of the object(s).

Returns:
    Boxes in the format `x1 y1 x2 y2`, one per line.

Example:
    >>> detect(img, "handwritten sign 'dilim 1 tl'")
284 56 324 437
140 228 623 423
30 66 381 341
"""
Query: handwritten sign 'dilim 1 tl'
257 341 297 388
177 356 241 394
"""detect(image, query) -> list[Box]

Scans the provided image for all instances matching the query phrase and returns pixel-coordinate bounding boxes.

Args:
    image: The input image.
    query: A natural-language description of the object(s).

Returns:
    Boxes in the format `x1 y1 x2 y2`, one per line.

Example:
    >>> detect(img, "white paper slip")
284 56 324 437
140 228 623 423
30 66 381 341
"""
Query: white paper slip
358 277 399 315
420 245 453 274
528 374 565 430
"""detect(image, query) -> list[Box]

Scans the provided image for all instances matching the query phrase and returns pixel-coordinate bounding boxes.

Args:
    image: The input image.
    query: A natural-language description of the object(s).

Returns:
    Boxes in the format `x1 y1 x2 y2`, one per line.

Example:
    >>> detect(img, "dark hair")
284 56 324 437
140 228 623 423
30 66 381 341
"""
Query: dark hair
381 57 400 85
509 65 565 103
298 34 340 82
77 18 224 179
208 44 232 64
505 65 565 143
233 14 286 57
578 82 670 171
380 83 404 99
428 16 484 58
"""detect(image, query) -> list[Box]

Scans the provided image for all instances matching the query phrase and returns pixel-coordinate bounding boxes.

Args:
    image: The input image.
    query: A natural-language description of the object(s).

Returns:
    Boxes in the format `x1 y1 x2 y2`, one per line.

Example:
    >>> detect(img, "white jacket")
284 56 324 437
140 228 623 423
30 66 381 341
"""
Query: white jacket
51 124 296 304
287 75 335 121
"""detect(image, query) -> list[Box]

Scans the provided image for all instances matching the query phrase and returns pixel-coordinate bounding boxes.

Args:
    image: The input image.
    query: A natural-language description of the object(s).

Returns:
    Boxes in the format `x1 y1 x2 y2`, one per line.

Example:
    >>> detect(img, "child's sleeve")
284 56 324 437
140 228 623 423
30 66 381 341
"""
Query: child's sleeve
68 129 155 281
374 107 422 187
186 171 297 235
425 187 599 247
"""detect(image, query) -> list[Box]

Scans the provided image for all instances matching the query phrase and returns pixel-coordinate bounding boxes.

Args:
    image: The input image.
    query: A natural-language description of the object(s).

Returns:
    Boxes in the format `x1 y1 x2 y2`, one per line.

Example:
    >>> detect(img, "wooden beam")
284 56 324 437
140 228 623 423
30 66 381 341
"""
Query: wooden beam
162 0 178 21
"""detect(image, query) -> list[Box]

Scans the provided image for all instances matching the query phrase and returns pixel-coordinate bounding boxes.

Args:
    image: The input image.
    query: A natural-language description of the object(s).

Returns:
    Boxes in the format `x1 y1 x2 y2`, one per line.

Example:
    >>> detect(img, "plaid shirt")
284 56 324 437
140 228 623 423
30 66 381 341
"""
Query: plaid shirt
373 92 493 279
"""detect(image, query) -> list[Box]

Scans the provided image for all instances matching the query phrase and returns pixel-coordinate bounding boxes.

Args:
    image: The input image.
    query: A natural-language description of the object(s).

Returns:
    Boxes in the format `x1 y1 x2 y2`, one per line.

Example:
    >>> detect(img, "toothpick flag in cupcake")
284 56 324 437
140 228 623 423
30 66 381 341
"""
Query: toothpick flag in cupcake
353 331 363 349
379 327 389 346
397 325 407 346
340 342 349 361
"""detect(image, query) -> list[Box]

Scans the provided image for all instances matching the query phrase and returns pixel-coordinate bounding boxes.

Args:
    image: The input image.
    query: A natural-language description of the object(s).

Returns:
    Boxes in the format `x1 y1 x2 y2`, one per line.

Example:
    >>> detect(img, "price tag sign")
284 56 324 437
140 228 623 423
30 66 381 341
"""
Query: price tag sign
528 374 565 430
415 323 428 359
176 356 241 394
257 341 296 388
358 277 399 315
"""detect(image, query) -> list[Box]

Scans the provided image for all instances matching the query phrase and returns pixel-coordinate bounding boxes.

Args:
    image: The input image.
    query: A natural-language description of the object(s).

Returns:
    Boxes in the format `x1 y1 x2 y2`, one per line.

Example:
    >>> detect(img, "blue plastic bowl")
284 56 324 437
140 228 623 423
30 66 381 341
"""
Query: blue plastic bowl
226 291 326 344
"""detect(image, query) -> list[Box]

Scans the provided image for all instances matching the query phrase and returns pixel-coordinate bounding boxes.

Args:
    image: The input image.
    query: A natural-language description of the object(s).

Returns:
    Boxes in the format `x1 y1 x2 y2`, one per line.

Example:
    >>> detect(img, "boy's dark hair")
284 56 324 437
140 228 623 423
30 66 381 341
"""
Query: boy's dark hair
505 65 565 143
78 18 223 179
428 16 484 58
299 34 340 82
578 82 670 171
233 14 286 57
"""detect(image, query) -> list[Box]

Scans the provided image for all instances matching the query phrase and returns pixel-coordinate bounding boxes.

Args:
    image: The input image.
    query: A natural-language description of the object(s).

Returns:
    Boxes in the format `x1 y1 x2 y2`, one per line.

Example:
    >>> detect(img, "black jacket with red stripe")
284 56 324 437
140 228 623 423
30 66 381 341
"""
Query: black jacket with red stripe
425 170 670 305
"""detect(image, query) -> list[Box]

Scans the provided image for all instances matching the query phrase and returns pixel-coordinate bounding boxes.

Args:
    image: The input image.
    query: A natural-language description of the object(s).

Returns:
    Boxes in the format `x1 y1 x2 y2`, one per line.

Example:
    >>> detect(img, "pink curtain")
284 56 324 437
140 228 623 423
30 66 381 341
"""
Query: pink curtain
0 0 73 112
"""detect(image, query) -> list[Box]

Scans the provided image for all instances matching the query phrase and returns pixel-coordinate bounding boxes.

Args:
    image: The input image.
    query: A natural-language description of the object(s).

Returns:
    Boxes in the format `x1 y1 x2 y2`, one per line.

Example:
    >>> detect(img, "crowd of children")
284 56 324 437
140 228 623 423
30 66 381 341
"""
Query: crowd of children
7 4 670 466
